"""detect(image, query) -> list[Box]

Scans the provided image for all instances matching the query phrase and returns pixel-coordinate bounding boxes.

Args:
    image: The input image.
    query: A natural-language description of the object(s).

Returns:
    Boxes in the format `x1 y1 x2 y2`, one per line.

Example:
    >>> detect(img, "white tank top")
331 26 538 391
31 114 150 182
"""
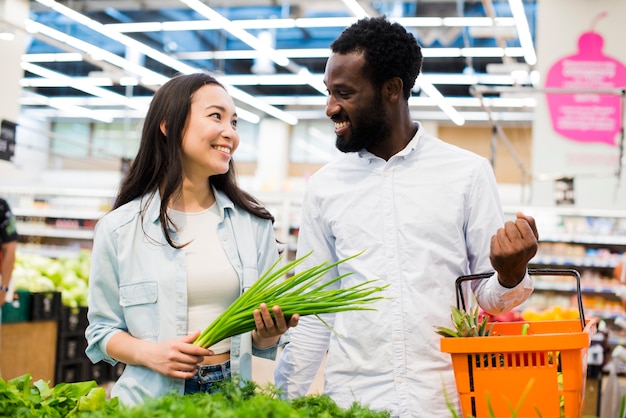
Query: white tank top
168 204 239 354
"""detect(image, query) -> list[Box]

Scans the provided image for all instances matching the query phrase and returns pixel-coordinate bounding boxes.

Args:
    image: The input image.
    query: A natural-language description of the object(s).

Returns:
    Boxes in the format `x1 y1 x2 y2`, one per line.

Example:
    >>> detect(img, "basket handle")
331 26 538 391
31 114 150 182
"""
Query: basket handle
455 268 586 332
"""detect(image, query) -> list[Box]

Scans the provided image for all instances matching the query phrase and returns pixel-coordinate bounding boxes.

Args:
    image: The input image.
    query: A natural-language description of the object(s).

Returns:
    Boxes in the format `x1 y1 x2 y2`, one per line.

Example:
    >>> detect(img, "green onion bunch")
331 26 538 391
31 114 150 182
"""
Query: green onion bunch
193 251 388 348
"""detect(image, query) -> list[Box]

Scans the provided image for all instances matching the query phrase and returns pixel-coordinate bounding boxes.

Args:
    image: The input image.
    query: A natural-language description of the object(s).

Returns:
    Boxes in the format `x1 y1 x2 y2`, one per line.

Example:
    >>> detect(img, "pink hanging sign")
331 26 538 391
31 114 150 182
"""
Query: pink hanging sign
545 14 626 146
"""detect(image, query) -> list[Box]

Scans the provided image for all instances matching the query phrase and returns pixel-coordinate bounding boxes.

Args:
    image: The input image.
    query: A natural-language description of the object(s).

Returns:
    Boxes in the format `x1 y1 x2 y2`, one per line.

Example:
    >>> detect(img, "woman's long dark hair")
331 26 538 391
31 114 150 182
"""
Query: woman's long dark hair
114 72 274 248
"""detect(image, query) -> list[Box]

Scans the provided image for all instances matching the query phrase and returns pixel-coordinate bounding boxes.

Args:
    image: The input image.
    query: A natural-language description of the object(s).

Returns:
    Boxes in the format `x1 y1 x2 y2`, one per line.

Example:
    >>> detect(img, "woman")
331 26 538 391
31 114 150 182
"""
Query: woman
85 72 298 406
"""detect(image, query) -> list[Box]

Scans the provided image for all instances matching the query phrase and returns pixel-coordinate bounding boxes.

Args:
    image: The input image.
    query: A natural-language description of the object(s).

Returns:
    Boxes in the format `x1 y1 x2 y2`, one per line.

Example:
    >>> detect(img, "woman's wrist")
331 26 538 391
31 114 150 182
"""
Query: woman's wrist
251 330 279 349
0 284 9 292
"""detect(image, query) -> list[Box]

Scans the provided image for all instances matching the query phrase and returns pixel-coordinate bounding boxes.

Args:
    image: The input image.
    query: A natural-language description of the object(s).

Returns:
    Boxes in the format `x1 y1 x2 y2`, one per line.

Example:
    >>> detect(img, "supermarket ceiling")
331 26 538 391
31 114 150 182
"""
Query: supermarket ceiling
15 0 538 126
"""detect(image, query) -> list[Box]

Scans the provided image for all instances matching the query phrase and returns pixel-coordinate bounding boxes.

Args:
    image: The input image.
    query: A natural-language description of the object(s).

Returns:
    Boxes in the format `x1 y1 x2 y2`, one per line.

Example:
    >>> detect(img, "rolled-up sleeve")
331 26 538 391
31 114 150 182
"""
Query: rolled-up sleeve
85 215 125 365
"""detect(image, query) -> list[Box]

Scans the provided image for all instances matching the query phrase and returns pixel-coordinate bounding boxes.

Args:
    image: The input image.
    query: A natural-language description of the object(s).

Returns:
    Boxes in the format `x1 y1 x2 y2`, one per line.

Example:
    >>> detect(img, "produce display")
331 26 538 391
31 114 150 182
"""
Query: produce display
194 251 389 348
0 374 390 417
11 251 91 309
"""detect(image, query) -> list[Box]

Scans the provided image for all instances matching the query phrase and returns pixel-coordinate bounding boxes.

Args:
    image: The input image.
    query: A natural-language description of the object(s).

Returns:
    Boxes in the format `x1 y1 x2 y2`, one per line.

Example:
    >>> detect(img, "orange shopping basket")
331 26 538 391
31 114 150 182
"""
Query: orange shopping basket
440 268 598 418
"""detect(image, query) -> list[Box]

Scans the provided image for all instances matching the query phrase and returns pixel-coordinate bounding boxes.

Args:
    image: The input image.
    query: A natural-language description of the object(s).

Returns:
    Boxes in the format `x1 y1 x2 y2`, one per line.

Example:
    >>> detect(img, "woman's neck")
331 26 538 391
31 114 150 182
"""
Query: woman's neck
169 179 215 212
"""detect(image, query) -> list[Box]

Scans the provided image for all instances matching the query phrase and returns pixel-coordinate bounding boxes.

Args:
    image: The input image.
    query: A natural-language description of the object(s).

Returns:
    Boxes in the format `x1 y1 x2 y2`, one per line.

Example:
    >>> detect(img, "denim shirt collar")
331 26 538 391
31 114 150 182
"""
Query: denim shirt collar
141 187 235 227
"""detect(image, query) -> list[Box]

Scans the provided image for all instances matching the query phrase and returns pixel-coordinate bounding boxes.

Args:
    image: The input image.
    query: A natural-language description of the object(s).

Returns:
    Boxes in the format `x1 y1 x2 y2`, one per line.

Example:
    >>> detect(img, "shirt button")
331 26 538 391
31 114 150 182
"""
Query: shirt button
384 171 391 177
384 209 391 216
222 235 229 241
387 252 395 258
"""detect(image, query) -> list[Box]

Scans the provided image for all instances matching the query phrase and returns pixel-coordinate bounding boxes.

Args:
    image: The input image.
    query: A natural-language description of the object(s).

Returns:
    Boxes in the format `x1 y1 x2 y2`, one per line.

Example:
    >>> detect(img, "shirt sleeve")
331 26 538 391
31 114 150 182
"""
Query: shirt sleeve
465 159 534 314
85 215 124 365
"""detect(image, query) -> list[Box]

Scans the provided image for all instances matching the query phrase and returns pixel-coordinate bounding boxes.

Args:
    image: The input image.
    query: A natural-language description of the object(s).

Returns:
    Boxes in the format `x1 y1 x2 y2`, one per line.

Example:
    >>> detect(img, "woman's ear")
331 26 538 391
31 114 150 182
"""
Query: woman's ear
160 120 167 136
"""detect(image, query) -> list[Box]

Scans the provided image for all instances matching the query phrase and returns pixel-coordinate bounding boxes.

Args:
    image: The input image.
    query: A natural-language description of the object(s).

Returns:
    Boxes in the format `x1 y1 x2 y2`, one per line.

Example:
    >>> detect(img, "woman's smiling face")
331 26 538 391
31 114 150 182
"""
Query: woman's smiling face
180 83 240 179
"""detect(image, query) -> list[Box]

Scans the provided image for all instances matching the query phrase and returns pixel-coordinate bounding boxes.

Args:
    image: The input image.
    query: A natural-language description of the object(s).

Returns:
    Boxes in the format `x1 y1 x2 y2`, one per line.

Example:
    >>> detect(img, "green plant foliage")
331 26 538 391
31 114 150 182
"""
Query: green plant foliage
0 374 118 417
0 375 390 418
435 306 494 338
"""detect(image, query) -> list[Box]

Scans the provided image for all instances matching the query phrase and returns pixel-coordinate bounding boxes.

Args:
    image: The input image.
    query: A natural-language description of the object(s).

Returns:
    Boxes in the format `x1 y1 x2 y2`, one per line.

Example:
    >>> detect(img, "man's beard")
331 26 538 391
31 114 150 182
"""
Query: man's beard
335 97 391 153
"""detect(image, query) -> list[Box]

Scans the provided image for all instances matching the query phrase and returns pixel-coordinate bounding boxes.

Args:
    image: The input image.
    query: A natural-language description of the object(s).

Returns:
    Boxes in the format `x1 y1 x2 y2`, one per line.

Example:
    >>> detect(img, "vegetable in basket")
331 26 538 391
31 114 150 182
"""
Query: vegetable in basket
193 251 389 348
434 305 494 338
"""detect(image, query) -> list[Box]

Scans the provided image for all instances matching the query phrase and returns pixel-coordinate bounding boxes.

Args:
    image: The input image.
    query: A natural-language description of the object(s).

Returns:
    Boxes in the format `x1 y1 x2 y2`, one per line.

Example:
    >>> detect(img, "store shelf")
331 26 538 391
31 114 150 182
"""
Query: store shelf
257 192 303 262
507 206 626 349
1 186 115 255
532 255 619 269
16 223 95 240
14 208 106 220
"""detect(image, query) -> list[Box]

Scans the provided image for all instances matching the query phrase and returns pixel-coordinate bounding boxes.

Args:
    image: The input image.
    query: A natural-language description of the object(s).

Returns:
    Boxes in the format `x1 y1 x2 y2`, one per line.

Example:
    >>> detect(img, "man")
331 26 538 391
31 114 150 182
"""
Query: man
0 198 17 309
274 16 539 417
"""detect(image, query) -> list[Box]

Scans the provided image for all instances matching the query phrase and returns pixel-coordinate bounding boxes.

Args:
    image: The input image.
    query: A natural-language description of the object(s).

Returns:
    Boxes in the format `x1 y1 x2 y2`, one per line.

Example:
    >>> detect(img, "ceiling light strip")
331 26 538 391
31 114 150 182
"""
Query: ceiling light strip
25 19 168 84
340 0 370 18
179 0 290 67
20 91 113 123
21 62 147 111
508 0 537 65
33 0 293 125
179 0 325 98
416 75 465 126
105 16 516 33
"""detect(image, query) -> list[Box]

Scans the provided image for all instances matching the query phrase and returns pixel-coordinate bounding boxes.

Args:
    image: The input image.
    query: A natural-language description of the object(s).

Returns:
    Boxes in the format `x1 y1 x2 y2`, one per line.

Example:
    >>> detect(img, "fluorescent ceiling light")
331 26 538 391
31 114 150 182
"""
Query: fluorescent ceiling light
341 0 369 18
180 0 290 67
22 62 148 111
22 52 83 62
32 0 292 125
20 91 113 123
416 75 465 126
106 16 517 34
0 32 16 41
508 0 537 66
21 76 114 87
25 19 168 84
183 48 330 60
295 17 358 28
219 82 297 125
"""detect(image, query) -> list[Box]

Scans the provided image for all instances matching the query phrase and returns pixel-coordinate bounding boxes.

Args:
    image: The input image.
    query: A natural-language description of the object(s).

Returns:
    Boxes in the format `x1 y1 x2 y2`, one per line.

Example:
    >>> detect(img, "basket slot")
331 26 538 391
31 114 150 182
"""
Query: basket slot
470 351 557 369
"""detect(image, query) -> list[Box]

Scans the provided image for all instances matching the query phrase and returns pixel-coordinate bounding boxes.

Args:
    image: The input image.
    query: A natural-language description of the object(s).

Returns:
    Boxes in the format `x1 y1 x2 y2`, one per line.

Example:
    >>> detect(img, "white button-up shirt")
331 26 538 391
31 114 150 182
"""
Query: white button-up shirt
275 123 533 417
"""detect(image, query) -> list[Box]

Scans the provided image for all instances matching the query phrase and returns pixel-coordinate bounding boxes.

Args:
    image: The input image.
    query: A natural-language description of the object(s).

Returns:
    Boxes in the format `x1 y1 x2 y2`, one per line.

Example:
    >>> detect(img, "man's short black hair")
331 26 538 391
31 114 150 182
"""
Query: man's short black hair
330 16 423 99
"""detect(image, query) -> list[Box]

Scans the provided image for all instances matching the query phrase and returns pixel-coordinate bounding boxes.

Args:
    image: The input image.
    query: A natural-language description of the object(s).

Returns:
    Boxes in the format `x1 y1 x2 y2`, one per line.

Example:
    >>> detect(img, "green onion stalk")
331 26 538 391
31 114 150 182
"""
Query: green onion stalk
193 251 388 348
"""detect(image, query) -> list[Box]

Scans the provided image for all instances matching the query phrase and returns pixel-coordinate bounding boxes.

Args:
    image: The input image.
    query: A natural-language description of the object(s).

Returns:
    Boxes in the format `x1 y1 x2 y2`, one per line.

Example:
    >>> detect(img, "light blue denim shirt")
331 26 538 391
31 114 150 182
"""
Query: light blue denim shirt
85 188 280 406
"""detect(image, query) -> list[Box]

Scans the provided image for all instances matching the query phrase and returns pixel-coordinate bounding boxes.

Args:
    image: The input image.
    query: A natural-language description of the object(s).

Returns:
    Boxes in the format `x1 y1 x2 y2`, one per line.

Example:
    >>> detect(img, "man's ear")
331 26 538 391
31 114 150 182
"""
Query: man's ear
384 77 403 103
160 120 167 136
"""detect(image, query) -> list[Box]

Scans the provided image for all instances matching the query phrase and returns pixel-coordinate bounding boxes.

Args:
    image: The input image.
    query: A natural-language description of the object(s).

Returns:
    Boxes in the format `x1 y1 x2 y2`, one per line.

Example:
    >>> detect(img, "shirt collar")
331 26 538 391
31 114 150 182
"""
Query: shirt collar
142 185 235 226
357 121 422 162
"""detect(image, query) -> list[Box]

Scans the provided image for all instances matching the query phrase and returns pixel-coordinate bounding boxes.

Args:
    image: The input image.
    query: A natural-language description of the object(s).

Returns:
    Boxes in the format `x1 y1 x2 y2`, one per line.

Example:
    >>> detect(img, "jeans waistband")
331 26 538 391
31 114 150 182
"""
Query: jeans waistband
197 360 230 378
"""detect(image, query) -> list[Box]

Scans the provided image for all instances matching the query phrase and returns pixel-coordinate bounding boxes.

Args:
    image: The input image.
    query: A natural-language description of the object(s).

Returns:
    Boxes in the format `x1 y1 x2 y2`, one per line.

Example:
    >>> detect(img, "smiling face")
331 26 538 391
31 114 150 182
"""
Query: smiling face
179 84 240 180
323 51 391 153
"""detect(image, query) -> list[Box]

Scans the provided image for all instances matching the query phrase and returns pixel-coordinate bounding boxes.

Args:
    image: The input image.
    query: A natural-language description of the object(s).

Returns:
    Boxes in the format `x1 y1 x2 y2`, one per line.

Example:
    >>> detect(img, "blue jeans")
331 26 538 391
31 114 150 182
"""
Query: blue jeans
184 360 231 395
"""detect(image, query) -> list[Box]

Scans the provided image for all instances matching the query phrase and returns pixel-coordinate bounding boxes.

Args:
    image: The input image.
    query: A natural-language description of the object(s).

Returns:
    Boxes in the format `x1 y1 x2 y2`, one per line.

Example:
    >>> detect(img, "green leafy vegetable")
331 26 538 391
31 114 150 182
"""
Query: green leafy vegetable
193 251 388 348
0 374 113 417
435 305 494 338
